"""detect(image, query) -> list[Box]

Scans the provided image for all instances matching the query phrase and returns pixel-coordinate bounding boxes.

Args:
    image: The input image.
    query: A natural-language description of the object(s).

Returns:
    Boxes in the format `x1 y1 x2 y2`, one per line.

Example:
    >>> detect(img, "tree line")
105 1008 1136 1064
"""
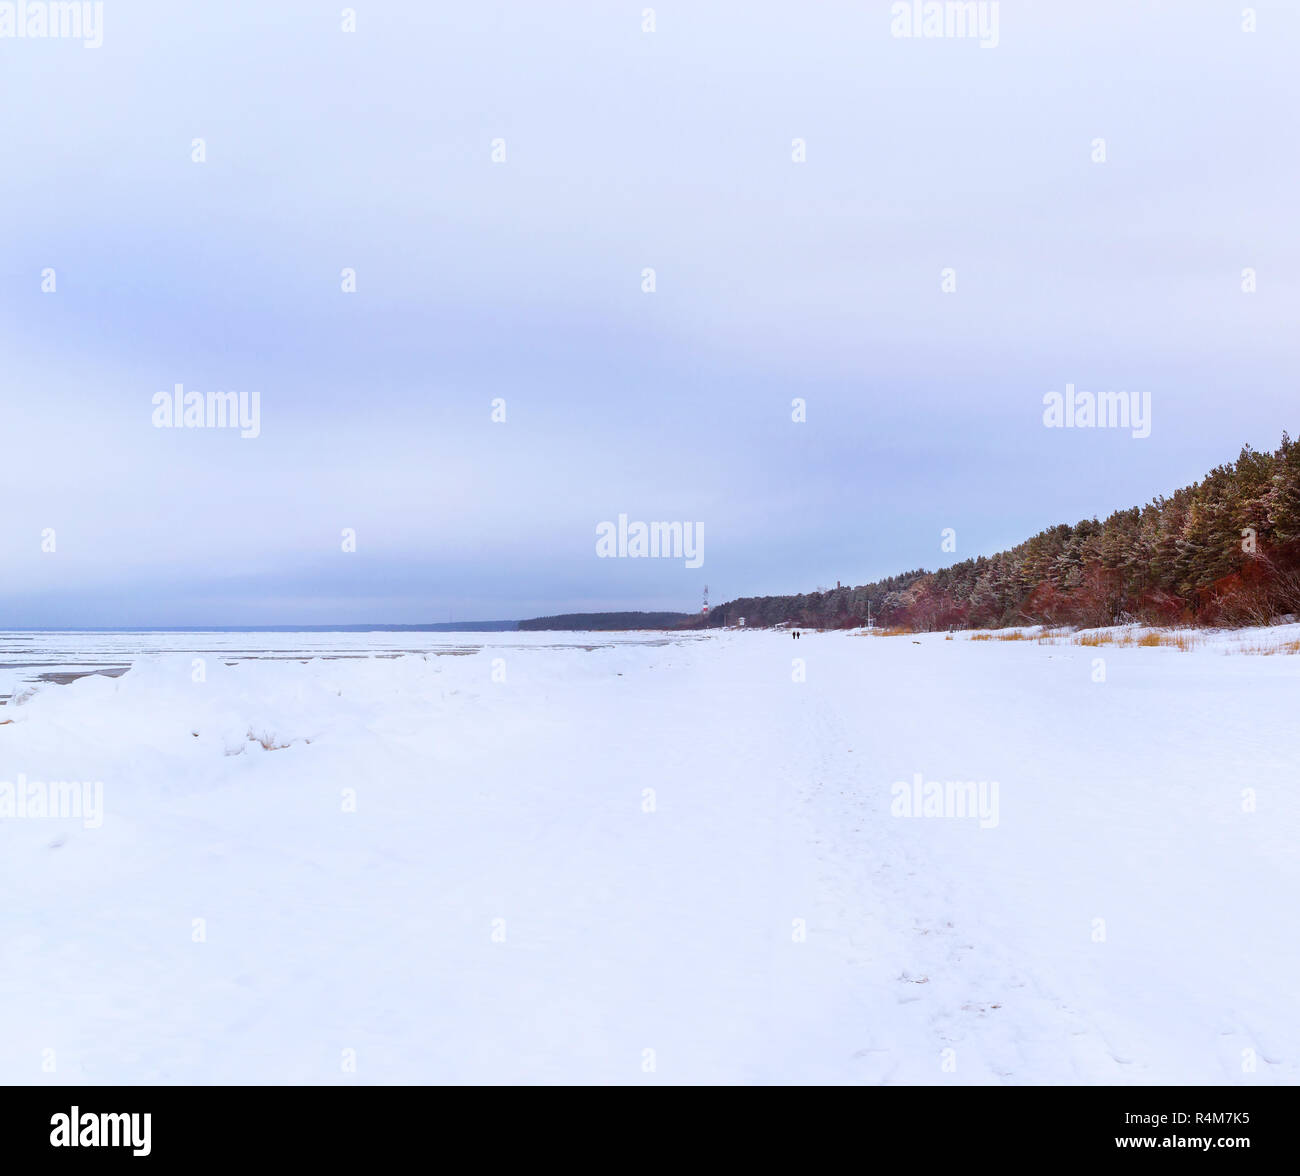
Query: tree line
520 611 693 631
698 434 1300 631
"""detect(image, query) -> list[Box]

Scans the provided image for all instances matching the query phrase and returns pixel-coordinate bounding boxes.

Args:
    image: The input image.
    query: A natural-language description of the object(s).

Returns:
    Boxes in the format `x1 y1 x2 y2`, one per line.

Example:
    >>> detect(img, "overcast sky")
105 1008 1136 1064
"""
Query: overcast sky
2 1 1297 626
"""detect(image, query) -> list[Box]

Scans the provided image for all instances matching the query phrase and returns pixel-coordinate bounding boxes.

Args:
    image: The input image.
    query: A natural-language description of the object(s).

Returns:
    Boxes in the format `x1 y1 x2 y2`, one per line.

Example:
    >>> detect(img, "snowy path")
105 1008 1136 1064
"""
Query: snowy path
1 630 1297 1084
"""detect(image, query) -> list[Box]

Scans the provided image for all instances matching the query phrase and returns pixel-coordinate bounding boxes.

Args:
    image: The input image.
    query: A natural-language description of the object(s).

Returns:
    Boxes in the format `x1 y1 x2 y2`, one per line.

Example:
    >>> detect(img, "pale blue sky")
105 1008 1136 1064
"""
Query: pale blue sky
2 1 1297 625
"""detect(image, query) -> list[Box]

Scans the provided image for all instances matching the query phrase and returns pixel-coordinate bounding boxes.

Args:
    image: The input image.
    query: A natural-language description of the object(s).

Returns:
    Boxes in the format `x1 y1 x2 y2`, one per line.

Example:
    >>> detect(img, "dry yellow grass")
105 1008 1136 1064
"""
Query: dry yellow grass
1070 630 1199 651
956 627 1206 651
904 624 1297 655
1151 632 1197 651
1233 638 1300 656
248 728 291 751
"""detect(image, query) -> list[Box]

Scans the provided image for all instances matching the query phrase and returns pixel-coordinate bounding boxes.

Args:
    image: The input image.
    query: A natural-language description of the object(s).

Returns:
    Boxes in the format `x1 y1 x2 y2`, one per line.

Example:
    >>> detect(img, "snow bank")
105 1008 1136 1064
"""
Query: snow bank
1 631 1296 1084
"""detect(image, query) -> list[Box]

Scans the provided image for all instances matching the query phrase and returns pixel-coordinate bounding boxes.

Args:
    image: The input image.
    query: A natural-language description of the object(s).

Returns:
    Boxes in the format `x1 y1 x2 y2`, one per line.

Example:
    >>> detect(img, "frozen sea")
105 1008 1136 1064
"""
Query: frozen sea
0 629 680 704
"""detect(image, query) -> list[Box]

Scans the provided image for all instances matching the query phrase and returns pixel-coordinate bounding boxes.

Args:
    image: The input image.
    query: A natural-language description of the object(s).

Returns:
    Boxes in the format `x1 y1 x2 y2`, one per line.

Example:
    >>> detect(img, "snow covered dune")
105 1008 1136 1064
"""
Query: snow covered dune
1 631 1296 1084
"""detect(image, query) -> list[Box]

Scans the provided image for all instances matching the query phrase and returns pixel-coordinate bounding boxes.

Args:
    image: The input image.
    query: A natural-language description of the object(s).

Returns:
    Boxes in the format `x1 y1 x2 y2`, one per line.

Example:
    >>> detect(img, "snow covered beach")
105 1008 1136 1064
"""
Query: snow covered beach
2 629 1297 1085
